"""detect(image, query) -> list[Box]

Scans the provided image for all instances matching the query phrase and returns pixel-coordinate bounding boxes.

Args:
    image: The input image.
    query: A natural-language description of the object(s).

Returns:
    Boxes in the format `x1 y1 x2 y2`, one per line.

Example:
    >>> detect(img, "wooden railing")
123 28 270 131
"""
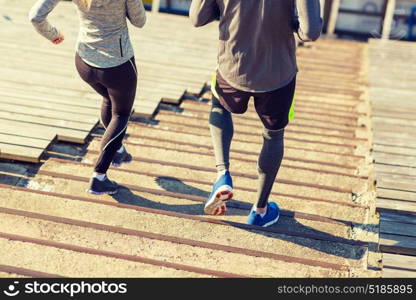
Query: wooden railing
326 0 416 40
152 0 161 13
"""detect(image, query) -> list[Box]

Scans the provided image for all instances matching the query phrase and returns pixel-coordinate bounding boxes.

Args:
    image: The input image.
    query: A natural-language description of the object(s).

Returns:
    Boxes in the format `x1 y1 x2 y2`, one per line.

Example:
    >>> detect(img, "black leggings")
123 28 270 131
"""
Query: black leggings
75 53 137 173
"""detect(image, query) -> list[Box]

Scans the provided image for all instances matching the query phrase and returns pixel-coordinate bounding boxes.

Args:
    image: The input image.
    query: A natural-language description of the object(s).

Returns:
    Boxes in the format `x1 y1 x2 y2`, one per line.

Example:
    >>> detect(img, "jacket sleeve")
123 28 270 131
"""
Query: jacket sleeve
29 0 62 41
189 0 220 27
126 0 146 28
296 0 323 42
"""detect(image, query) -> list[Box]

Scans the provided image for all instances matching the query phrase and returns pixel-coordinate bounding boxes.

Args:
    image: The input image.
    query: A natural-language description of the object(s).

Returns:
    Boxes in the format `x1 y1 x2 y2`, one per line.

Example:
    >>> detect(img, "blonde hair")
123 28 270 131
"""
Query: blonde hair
80 0 93 10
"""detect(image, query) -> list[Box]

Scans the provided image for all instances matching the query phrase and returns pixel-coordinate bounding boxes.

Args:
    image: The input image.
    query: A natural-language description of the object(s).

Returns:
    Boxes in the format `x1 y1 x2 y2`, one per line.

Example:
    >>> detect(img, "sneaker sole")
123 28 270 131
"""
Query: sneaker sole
204 185 233 215
86 189 118 195
111 160 132 167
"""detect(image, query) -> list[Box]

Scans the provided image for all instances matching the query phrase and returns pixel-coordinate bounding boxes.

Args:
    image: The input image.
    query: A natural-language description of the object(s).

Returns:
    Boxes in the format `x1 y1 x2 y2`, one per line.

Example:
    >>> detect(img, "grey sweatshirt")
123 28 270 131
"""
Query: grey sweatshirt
29 0 147 68
190 0 323 92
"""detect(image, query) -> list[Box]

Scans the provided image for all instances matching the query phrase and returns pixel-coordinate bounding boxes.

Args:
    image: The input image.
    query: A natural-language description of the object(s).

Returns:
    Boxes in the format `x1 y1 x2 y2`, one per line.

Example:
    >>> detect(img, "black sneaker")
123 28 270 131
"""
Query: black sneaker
86 176 118 195
111 150 132 167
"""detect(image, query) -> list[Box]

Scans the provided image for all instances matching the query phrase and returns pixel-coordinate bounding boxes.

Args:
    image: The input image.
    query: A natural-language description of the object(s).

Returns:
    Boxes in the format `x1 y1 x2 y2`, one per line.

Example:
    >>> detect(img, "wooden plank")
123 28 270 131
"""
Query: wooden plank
383 253 416 272
0 89 100 109
0 79 171 114
378 188 416 202
0 48 209 95
134 99 161 109
135 97 163 107
374 152 416 168
161 97 182 104
374 144 416 157
373 120 416 133
0 143 46 163
374 133 416 148
0 96 98 117
383 253 416 277
380 210 416 225
376 164 416 177
373 114 416 125
132 104 159 118
0 119 89 144
377 198 416 214
380 233 416 255
0 78 96 100
0 133 51 150
0 109 97 130
380 220 416 238
383 267 416 278
377 175 416 192
0 119 56 141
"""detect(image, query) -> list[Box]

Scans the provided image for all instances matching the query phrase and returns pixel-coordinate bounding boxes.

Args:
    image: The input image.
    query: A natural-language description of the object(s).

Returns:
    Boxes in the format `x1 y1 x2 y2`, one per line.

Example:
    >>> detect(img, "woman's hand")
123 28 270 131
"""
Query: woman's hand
52 34 64 44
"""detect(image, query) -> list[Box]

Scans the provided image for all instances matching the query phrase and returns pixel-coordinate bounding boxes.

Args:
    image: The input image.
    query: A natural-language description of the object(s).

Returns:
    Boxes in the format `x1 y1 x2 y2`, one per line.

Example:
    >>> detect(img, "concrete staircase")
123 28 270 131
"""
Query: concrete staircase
0 0 382 278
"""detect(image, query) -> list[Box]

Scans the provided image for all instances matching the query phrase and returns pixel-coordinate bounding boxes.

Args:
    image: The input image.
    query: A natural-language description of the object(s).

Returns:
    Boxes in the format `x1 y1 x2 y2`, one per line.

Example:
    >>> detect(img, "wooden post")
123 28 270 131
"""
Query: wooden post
382 0 396 40
320 0 326 17
327 0 341 36
152 0 161 13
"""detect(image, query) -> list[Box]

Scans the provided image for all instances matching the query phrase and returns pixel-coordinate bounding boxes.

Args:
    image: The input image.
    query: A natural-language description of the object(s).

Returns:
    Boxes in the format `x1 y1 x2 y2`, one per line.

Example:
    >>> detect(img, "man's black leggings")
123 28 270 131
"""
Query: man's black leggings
75 53 137 174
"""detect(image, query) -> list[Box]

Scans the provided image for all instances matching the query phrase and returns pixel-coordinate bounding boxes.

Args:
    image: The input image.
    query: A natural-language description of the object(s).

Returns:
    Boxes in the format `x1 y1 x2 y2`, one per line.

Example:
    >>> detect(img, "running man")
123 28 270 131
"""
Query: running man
190 0 322 226
29 0 146 195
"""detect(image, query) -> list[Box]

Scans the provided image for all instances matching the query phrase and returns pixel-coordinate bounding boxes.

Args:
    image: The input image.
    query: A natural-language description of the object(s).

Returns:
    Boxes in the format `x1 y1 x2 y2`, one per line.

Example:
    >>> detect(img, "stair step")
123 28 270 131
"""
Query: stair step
122 130 364 175
175 107 362 139
0 234 212 278
127 122 368 167
86 139 373 196
177 100 371 140
148 114 368 156
0 264 64 278
180 100 366 122
180 99 363 126
0 184 370 276
157 110 368 148
82 147 361 204
41 158 370 223
0 207 348 277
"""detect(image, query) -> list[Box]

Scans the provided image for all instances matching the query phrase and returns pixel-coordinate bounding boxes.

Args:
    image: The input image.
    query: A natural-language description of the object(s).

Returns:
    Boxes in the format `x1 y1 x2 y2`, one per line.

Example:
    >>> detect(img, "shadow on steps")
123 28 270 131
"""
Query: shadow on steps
108 175 369 262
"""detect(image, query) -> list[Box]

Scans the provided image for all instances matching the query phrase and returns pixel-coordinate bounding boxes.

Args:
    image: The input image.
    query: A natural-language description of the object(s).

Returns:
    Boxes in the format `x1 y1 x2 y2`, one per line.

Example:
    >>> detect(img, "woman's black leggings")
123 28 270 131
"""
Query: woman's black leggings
75 53 137 174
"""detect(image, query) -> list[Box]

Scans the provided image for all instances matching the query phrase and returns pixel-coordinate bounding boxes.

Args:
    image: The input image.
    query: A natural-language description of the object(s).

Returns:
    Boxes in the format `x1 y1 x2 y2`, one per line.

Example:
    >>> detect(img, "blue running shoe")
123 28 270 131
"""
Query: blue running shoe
246 202 280 227
204 171 233 215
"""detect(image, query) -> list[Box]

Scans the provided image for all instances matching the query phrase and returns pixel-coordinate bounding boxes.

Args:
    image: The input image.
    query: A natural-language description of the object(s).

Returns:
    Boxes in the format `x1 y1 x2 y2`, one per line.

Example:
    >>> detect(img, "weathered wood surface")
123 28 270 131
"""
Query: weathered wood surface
0 0 218 162
0 0 385 278
369 39 416 263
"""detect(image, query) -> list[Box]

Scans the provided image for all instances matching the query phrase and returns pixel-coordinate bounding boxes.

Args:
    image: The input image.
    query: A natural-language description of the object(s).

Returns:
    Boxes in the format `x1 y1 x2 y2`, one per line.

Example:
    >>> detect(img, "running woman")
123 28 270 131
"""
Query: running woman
190 0 322 226
29 0 146 195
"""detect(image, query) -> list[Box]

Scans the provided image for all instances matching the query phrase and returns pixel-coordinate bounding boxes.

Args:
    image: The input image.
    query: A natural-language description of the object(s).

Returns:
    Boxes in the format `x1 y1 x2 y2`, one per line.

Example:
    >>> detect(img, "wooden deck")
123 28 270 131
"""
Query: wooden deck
0 24 382 276
4 0 412 278
0 0 216 162
369 39 416 277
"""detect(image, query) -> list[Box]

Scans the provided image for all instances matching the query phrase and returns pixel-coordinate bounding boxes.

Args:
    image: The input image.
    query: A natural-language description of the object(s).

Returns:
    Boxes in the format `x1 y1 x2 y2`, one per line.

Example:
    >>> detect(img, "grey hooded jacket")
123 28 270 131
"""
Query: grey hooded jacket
29 0 147 68
190 0 323 92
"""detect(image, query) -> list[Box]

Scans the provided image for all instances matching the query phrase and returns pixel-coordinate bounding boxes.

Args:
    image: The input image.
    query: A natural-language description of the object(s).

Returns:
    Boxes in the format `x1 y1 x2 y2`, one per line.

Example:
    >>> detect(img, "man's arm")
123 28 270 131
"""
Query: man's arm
127 0 147 28
29 0 62 41
296 0 323 42
189 0 219 27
